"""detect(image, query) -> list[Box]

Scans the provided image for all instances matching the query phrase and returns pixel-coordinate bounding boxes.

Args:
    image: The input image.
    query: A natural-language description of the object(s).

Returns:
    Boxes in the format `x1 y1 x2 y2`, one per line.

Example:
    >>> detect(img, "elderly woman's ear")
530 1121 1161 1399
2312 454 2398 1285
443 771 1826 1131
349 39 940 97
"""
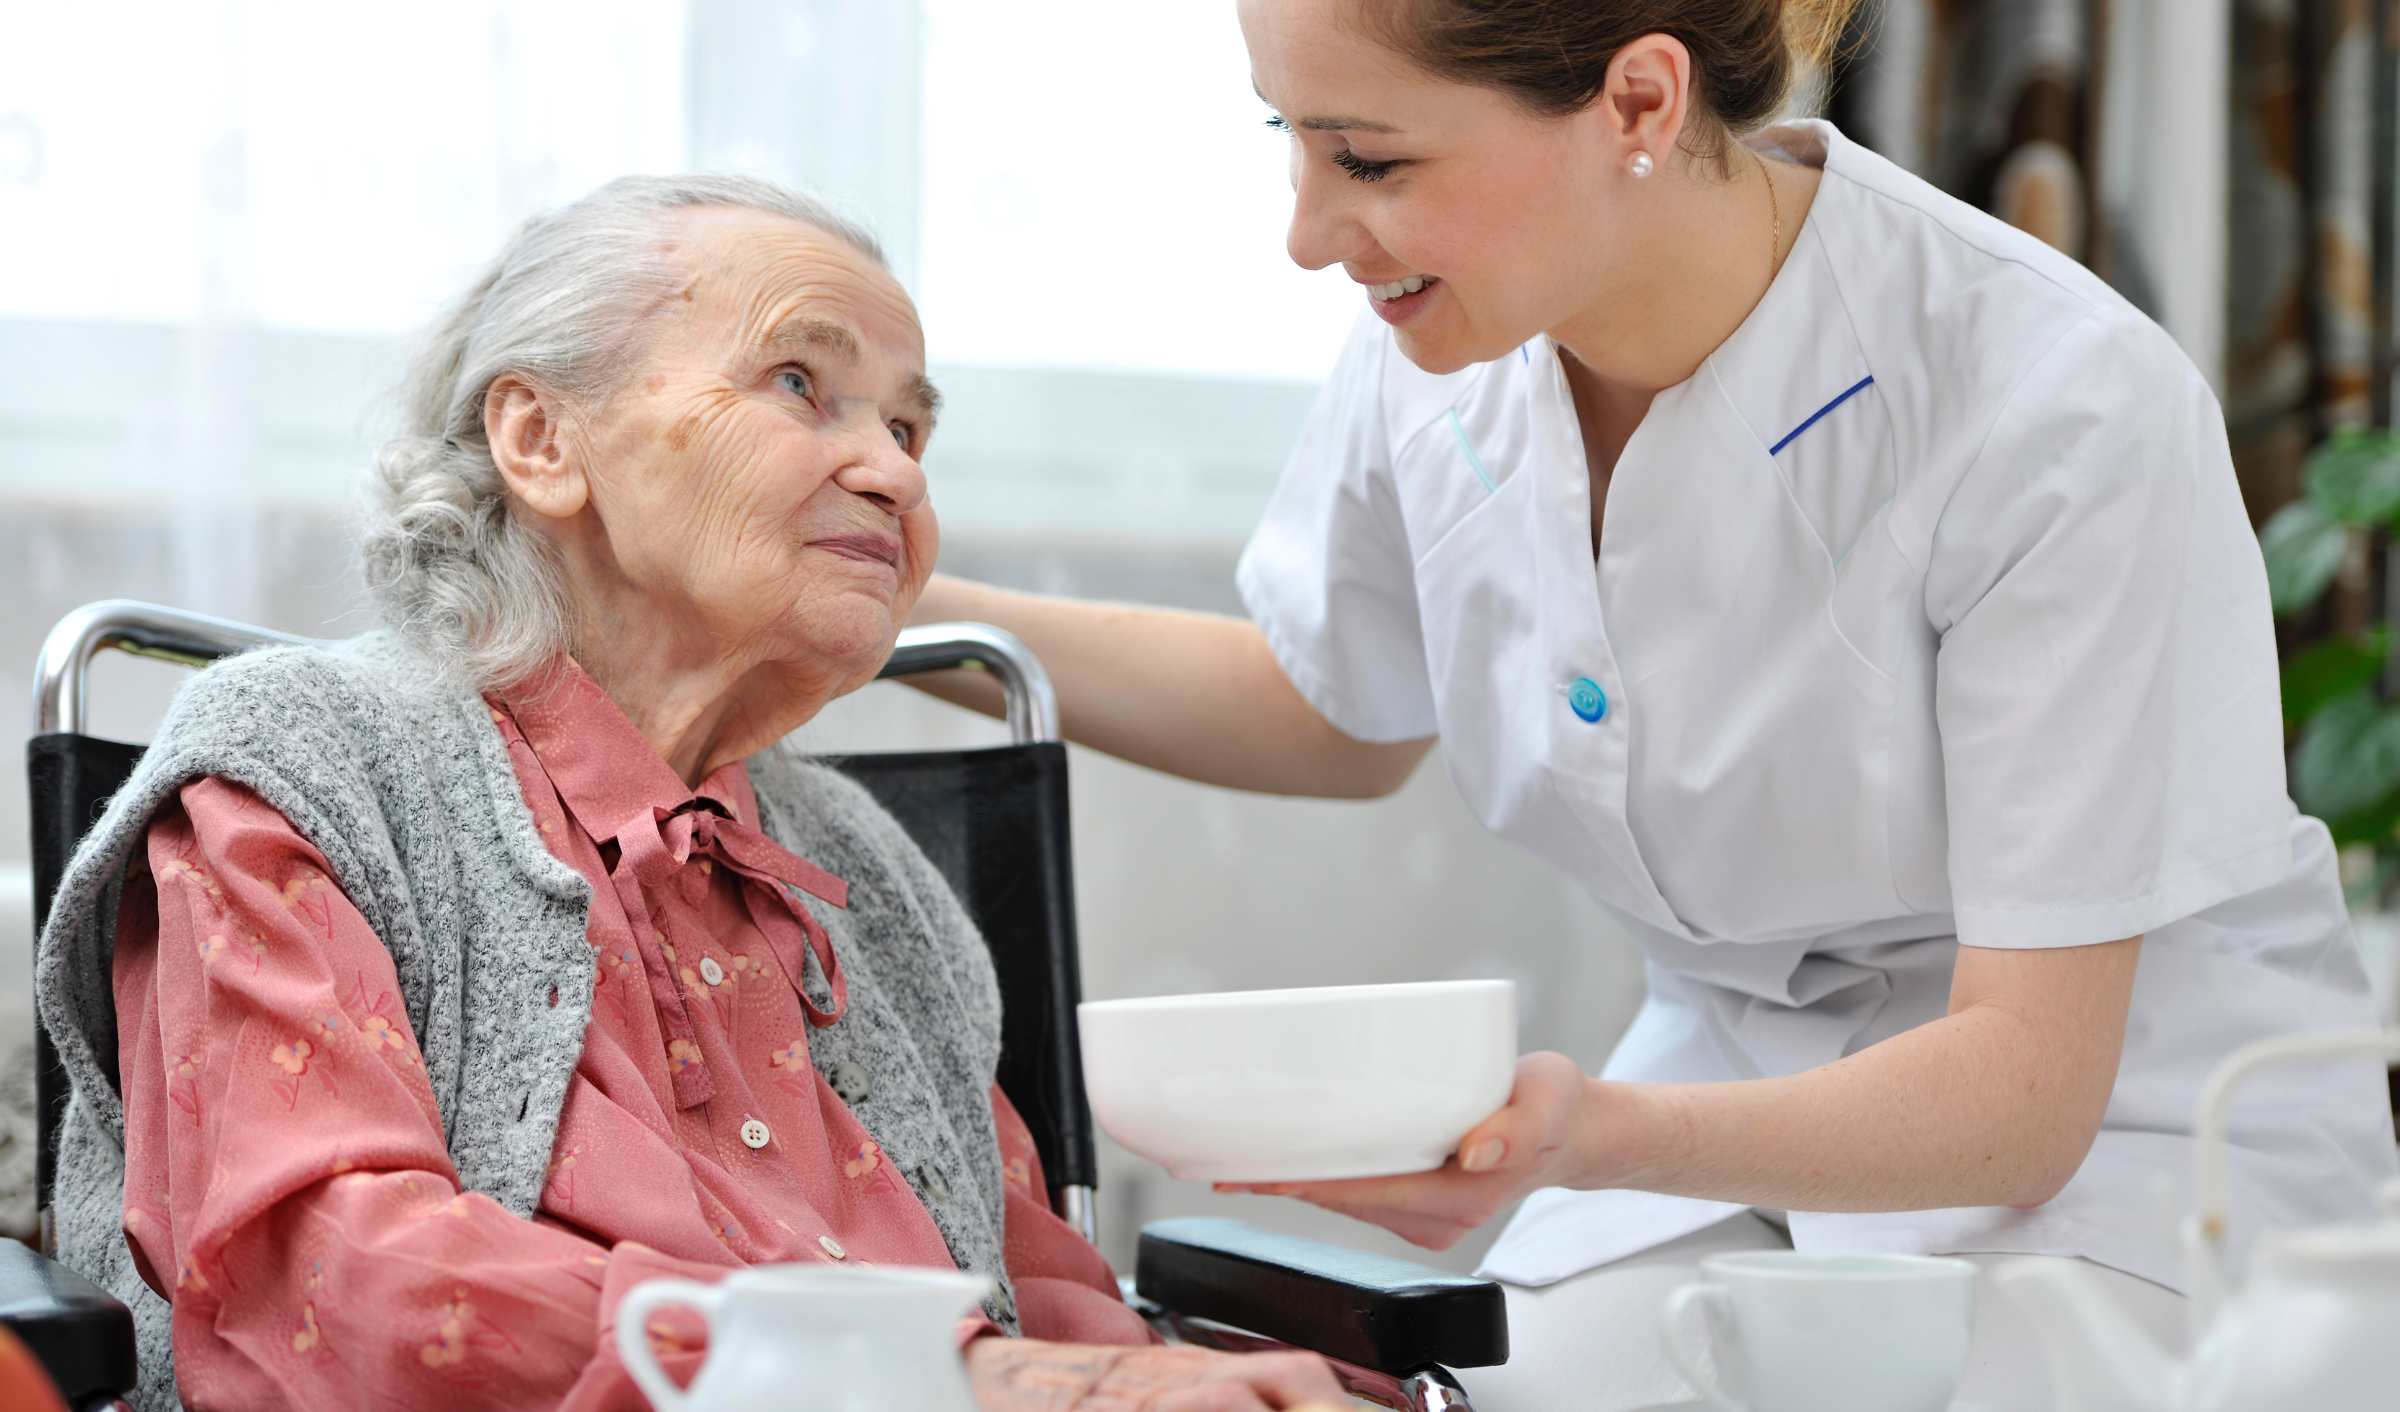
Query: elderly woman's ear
485 373 590 523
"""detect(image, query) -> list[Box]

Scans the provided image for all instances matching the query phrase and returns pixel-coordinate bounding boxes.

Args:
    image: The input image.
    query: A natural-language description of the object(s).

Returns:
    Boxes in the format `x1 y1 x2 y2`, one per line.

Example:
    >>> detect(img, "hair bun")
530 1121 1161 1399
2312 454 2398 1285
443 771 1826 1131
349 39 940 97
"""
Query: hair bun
1363 0 1865 168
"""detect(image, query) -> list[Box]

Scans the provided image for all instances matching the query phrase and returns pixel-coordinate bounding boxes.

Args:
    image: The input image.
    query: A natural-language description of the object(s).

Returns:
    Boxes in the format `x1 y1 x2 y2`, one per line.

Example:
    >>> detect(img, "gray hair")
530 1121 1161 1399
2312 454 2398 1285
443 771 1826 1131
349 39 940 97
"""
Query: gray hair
360 173 885 690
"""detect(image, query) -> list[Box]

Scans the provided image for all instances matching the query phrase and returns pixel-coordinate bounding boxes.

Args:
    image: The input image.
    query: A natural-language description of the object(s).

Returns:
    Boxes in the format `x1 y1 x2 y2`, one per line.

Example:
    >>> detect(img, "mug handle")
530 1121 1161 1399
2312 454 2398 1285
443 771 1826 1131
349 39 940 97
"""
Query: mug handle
1660 1281 1747 1412
616 1278 728 1412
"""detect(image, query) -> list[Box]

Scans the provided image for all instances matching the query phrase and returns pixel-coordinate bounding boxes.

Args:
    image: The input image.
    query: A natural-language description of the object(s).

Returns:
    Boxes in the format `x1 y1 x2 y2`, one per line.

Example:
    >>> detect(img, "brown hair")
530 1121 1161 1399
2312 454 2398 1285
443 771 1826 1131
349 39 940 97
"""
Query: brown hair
1353 0 1863 167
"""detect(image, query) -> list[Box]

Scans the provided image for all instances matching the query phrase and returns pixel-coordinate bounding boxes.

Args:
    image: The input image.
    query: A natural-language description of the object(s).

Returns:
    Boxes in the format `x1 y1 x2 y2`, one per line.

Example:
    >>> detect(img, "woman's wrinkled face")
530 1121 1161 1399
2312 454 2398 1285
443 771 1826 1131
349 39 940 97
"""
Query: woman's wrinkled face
1239 0 1632 375
568 207 939 695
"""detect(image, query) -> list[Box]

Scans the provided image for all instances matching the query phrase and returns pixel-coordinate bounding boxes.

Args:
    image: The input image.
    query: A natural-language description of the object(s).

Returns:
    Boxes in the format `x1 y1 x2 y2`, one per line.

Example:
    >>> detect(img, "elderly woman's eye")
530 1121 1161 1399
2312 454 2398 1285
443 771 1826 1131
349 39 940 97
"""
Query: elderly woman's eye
777 369 811 398
889 424 910 451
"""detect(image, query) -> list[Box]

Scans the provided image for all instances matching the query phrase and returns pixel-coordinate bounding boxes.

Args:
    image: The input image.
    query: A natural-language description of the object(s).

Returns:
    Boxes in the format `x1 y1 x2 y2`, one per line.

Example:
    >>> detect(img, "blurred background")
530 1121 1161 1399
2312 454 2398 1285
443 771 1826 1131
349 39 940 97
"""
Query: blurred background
4 0 2397 1273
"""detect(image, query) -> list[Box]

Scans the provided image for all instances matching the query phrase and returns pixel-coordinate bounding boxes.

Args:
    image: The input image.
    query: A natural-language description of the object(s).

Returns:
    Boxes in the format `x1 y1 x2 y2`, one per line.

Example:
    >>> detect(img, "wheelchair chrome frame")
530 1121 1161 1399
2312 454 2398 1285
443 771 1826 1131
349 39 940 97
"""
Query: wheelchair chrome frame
30 601 1095 1243
879 620 1060 747
34 599 316 736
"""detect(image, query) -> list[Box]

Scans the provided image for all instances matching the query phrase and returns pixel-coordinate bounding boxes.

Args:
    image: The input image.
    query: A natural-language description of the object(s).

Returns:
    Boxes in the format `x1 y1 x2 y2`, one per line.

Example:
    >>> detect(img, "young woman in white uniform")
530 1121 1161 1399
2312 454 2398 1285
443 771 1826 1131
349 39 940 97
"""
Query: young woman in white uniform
915 1 2400 1405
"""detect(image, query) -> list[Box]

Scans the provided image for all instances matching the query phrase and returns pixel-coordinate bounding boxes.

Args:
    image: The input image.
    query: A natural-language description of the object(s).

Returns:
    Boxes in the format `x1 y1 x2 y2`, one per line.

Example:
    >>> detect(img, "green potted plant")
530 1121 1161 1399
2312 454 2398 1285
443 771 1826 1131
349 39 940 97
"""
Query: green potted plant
2259 425 2400 882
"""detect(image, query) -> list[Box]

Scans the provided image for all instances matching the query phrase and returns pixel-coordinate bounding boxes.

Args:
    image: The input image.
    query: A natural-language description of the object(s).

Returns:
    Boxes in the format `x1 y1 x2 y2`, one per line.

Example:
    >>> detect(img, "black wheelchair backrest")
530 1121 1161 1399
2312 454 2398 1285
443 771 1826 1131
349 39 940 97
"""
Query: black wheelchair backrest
823 628 1097 1231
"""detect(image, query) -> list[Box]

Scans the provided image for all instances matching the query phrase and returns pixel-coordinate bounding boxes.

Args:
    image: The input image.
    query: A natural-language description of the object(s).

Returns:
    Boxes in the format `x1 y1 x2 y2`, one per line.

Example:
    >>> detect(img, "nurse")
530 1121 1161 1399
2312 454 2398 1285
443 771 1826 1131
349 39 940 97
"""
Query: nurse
914 0 2400 1405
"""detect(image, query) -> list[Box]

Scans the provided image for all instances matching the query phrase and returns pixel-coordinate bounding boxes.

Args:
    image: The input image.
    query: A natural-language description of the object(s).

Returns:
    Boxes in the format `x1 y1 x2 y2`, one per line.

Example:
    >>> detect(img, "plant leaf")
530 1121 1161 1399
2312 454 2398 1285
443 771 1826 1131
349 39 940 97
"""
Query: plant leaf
2292 688 2400 841
2259 498 2349 616
2280 627 2392 729
2304 425 2400 525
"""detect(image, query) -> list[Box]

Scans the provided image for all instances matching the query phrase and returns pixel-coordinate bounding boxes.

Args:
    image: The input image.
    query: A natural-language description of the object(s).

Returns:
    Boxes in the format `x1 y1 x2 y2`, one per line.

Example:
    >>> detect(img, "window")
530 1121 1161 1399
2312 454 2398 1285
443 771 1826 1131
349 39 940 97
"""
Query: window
0 0 1351 541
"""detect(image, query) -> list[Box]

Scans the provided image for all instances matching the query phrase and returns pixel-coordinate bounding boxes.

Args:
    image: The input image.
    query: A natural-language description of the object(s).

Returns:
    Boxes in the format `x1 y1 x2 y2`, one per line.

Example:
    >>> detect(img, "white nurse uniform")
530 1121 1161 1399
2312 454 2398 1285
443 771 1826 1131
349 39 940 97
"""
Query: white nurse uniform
1236 121 2398 1308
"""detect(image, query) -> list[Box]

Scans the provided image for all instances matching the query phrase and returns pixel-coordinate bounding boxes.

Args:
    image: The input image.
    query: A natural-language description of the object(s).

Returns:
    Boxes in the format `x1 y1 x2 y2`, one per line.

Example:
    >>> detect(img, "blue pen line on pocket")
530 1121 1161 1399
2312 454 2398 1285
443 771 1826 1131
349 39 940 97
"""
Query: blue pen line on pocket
1448 408 1498 494
1769 374 1875 455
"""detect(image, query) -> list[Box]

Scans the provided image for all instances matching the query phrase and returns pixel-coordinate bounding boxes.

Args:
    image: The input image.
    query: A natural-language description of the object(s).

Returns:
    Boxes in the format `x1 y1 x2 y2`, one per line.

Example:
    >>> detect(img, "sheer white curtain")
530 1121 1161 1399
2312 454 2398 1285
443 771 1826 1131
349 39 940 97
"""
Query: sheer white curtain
918 0 1357 380
0 0 686 333
0 0 1366 608
0 0 684 648
0 0 685 1236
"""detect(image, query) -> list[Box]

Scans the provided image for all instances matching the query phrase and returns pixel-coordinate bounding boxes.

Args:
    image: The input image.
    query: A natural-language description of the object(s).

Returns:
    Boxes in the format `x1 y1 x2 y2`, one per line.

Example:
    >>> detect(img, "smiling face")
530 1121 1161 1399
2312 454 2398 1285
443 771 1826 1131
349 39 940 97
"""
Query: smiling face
1241 0 1669 375
542 205 940 704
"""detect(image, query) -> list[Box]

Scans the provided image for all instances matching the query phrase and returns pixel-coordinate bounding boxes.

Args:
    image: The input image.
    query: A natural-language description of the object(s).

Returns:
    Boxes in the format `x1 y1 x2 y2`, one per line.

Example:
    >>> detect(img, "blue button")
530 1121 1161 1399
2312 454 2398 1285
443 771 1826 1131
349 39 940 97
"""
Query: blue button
1568 677 1607 722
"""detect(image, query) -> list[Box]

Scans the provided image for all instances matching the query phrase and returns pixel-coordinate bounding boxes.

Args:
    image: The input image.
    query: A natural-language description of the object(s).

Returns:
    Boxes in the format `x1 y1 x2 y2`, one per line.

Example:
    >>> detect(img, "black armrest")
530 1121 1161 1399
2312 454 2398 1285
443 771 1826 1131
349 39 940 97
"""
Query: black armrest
1134 1218 1507 1375
0 1240 137 1409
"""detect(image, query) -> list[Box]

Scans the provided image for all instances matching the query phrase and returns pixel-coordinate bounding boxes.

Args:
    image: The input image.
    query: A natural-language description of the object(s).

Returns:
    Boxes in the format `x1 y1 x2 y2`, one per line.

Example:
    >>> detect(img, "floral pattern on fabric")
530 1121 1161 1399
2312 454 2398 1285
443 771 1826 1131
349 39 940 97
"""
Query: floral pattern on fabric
113 660 1141 1412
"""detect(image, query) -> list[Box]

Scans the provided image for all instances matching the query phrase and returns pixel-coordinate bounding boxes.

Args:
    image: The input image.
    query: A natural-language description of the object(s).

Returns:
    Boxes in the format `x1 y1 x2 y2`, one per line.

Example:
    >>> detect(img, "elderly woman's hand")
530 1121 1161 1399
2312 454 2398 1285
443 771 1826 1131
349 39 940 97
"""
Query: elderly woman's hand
965 1339 1349 1411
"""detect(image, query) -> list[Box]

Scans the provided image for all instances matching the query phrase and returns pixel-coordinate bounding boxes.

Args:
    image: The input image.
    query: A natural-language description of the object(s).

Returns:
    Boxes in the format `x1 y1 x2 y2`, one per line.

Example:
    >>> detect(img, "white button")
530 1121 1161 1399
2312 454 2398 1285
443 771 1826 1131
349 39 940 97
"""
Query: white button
818 1234 847 1260
740 1118 770 1149
699 957 726 986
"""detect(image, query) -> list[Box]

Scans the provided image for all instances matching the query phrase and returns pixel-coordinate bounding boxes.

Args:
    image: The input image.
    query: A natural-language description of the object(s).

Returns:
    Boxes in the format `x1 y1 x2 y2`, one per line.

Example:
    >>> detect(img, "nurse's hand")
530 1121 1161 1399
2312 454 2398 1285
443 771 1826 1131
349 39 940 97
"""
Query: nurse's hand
1214 1053 1623 1251
1218 938 2146 1234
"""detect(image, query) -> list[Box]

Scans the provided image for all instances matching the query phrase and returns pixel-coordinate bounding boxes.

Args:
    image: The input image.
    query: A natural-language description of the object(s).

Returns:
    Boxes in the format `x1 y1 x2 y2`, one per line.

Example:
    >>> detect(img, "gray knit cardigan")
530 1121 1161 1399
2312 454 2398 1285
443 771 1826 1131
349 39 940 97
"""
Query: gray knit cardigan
34 634 1016 1412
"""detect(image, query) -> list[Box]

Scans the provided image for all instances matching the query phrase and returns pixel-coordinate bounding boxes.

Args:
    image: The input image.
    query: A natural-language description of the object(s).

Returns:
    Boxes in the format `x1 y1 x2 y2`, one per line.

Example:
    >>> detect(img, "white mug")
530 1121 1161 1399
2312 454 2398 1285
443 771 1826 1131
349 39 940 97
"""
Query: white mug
616 1263 990 1412
1660 1250 1977 1412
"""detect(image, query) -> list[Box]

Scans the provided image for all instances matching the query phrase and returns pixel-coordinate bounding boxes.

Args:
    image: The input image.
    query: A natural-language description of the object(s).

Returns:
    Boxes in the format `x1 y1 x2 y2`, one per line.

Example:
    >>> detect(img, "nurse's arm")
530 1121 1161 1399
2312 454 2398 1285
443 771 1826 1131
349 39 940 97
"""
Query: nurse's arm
1229 936 2143 1249
905 574 1435 798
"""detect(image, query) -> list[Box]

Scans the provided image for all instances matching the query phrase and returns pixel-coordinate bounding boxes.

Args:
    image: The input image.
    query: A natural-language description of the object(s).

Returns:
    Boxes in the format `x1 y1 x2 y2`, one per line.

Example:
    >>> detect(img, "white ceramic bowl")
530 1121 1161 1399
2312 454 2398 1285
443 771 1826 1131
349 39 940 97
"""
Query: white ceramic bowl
1078 979 1517 1184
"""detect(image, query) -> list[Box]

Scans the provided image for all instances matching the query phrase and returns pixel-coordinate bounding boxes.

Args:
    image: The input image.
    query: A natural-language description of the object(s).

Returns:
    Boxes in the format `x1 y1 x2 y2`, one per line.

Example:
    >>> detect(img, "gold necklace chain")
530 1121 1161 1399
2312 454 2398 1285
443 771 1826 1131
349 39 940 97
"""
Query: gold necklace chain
1756 148 1782 281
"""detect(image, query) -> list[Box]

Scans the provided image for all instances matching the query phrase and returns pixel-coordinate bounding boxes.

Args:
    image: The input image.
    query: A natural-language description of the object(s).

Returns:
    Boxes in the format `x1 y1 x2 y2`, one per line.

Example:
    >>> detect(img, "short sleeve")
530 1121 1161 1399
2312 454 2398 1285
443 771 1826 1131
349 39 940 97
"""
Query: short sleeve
1926 312 2293 948
1236 312 1440 743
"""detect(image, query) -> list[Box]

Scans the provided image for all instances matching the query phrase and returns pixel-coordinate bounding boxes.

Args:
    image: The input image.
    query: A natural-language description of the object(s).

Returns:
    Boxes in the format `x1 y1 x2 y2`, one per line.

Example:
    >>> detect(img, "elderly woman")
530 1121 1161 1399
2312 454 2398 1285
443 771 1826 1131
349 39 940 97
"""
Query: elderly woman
35 175 1345 1412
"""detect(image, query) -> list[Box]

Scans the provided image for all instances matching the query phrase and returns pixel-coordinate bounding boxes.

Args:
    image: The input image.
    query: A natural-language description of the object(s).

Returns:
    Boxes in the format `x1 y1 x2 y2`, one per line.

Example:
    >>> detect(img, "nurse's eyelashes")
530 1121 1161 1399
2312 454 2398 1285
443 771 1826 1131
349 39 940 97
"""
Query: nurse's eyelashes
1262 115 1401 182
1329 147 1399 182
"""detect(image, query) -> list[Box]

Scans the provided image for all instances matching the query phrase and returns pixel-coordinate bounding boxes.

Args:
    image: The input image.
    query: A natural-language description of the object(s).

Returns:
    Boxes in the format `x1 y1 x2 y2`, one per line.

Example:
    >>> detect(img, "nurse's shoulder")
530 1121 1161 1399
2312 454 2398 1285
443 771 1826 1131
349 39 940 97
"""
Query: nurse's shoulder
1812 125 2218 546
1817 122 2169 355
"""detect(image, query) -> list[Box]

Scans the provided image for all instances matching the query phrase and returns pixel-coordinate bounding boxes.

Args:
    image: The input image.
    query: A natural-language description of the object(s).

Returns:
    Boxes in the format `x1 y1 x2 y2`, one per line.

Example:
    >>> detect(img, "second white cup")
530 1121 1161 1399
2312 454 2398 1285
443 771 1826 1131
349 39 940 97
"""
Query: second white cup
1659 1250 1977 1412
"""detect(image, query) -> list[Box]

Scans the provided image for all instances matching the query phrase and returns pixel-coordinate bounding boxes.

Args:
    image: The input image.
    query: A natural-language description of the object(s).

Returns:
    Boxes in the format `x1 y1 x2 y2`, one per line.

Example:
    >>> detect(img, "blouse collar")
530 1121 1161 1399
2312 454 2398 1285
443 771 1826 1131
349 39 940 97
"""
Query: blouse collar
488 659 761 843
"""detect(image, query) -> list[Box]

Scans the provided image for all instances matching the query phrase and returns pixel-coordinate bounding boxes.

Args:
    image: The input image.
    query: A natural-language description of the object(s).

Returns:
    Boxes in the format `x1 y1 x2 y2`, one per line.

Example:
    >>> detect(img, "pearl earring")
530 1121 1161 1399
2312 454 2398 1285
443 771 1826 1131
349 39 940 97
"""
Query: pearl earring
1629 151 1654 178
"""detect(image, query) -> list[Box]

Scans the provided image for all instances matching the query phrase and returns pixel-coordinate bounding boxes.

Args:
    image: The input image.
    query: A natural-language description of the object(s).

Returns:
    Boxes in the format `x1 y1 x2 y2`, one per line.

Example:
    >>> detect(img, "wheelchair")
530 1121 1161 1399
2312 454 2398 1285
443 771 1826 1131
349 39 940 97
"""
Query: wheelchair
8 600 1506 1411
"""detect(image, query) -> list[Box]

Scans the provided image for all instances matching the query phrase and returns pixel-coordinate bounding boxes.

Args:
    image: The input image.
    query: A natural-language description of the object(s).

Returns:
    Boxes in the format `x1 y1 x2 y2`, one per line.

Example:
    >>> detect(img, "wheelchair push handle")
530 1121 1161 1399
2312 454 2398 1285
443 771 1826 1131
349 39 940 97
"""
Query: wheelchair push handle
34 600 314 736
881 623 1060 746
34 602 1058 747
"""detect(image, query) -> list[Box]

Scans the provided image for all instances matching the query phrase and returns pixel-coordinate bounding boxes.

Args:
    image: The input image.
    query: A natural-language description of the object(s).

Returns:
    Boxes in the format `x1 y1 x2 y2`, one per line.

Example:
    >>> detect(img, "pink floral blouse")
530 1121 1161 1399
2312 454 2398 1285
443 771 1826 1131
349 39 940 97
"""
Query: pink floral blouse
111 662 1145 1412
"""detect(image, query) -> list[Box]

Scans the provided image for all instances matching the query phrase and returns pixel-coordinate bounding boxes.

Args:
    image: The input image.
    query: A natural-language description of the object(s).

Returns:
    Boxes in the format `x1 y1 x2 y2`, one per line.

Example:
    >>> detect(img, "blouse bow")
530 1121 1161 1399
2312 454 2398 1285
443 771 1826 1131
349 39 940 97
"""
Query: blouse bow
610 801 851 1110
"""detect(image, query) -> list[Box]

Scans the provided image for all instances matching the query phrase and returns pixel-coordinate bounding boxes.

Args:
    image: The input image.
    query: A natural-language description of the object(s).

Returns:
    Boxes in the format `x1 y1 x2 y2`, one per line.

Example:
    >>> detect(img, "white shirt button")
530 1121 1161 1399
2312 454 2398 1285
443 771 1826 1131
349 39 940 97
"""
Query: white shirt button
699 957 726 986
739 1118 770 1149
819 1234 847 1260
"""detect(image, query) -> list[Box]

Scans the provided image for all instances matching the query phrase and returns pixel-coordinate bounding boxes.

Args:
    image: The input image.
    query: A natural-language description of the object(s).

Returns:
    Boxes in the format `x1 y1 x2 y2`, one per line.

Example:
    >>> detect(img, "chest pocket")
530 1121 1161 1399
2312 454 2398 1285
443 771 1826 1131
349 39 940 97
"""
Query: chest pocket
1597 378 1911 943
1391 375 1536 560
